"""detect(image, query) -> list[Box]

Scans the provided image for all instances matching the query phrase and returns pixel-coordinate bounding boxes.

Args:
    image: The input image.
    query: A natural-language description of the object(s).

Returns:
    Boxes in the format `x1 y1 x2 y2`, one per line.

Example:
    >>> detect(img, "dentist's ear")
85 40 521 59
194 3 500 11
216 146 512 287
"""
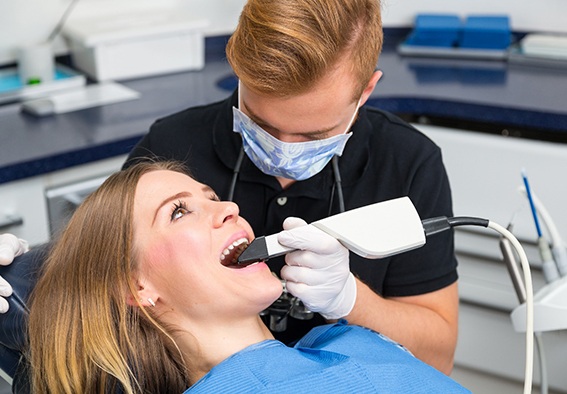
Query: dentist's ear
359 70 383 107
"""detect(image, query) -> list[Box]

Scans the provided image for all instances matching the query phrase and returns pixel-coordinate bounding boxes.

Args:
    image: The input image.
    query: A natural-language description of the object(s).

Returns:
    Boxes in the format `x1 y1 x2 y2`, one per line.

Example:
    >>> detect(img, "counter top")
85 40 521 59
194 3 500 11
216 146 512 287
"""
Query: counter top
1 34 567 185
369 51 567 133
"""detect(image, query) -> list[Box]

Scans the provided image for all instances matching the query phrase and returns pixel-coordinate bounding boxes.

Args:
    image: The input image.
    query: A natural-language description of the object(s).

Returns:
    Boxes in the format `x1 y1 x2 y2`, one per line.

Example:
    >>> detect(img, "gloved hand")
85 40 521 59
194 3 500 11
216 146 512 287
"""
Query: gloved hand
279 217 356 320
0 234 30 313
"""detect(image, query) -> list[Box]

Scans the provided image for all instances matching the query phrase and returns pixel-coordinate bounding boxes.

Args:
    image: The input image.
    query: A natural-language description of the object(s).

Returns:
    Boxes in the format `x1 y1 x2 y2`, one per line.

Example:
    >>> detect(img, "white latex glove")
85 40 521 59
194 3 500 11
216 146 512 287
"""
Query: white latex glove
279 217 356 320
0 234 30 313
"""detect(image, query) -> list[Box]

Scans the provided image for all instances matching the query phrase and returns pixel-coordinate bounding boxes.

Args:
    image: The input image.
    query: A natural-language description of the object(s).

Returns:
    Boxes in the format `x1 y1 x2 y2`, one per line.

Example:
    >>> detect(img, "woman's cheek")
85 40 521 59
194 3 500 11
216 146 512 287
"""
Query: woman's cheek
139 237 175 273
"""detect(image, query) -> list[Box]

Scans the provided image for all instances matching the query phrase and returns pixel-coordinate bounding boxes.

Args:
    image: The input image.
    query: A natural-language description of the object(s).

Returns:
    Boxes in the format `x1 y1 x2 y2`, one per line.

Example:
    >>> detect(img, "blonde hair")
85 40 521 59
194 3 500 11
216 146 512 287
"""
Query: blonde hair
28 161 191 394
226 0 383 98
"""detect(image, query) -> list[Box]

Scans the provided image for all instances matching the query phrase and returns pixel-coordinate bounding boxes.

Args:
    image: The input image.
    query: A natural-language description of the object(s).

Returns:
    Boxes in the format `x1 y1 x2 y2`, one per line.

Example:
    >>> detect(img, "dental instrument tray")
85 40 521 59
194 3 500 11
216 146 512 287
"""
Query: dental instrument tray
398 43 510 60
0 64 85 105
398 14 512 60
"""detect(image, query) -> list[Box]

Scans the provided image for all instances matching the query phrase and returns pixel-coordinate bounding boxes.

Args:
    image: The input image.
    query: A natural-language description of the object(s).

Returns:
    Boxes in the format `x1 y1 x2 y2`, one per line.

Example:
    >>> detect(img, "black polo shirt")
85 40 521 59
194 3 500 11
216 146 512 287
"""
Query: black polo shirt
126 90 458 343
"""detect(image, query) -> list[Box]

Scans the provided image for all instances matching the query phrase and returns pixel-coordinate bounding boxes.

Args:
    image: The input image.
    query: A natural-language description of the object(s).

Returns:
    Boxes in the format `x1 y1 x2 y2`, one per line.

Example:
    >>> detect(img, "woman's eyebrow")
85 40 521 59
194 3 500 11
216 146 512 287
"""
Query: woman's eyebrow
202 185 221 201
153 191 192 225
201 185 215 194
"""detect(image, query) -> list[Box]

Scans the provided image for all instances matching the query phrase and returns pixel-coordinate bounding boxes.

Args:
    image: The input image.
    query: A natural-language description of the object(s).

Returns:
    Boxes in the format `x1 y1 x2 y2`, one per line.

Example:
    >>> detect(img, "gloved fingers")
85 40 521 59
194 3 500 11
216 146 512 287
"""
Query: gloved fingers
284 248 329 269
282 217 308 230
0 233 29 266
0 275 12 297
281 264 332 286
283 281 313 303
0 297 8 314
278 223 343 256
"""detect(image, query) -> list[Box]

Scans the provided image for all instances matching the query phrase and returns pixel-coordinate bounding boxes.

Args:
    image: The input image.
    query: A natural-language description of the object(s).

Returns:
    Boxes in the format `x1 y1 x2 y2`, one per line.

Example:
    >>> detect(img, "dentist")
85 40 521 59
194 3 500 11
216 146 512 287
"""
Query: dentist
0 0 459 374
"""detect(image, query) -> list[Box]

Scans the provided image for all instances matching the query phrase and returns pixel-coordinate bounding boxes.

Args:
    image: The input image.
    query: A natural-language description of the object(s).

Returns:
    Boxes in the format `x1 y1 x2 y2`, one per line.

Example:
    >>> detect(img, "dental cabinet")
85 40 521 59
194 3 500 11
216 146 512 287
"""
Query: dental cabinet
1 34 567 392
417 124 567 392
0 156 125 246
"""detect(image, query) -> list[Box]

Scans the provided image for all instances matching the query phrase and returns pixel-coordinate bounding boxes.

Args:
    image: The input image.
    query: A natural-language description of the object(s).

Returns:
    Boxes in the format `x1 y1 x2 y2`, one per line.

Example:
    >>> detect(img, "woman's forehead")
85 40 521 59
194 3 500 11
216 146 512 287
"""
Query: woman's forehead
135 171 216 208
138 170 200 190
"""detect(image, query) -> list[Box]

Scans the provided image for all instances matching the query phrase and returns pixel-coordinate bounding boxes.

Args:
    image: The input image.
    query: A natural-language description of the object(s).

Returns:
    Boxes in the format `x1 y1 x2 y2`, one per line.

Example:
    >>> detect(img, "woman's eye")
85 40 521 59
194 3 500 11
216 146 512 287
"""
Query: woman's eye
170 201 190 222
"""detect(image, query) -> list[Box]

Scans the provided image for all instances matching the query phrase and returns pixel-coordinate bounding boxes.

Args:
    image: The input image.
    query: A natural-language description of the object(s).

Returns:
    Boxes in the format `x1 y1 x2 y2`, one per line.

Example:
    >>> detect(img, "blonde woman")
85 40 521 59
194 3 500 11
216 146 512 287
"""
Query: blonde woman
26 161 469 393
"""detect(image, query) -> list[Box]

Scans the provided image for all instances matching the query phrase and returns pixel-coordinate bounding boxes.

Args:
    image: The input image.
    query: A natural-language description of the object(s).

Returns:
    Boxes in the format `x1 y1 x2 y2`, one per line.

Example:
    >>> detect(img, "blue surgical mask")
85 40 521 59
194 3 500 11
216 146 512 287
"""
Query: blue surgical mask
233 85 359 181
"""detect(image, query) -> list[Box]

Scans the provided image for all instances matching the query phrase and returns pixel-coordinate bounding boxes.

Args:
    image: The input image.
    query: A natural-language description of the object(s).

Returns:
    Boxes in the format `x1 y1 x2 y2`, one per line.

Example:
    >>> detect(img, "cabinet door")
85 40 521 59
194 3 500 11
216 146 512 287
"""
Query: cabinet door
0 155 126 247
417 124 567 391
0 176 49 247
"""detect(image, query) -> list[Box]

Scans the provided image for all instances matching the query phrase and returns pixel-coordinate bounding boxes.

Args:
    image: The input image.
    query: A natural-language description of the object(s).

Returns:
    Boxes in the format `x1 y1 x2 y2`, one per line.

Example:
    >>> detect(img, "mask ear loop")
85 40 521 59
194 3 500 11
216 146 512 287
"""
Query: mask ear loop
237 80 242 109
338 96 362 140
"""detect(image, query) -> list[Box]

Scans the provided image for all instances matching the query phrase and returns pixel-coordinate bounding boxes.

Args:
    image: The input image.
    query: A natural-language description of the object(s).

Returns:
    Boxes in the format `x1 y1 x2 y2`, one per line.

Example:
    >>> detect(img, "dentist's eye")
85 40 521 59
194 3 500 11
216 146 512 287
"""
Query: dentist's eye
170 200 190 222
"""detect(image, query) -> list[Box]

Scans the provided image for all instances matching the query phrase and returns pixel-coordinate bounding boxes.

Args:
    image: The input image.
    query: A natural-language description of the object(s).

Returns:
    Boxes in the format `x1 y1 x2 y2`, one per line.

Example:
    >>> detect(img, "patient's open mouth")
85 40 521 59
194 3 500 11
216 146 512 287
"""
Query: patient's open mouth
220 238 249 268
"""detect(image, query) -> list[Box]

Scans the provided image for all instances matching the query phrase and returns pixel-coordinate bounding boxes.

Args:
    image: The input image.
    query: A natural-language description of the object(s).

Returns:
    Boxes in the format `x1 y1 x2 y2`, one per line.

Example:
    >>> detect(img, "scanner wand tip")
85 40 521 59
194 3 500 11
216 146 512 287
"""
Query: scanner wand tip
237 234 296 265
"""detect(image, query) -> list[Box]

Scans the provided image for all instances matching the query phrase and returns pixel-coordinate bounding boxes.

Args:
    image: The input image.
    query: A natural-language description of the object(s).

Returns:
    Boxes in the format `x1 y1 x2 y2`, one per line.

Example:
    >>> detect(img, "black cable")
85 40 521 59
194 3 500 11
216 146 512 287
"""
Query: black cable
331 155 345 213
422 216 490 237
227 148 245 202
423 215 535 394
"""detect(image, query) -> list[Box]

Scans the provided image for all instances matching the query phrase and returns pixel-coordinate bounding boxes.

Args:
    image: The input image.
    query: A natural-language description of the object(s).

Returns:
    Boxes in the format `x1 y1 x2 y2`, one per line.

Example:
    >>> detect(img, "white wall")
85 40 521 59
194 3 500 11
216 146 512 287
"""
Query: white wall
0 0 246 66
1 0 567 65
381 0 567 33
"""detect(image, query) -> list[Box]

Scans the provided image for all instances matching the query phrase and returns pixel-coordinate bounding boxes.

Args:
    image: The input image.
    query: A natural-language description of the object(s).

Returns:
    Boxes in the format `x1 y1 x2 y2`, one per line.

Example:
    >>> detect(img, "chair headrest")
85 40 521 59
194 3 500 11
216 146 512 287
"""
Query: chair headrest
0 245 48 379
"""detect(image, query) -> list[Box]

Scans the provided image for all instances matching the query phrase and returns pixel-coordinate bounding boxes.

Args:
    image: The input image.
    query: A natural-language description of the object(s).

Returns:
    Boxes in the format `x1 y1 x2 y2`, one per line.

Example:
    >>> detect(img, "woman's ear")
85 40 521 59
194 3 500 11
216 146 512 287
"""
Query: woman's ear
126 278 159 308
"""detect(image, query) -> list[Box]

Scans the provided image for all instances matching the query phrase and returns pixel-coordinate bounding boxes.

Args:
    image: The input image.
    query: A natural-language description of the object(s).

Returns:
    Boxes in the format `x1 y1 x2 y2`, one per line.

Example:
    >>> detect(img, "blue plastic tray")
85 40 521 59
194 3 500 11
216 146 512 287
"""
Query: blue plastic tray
0 64 85 104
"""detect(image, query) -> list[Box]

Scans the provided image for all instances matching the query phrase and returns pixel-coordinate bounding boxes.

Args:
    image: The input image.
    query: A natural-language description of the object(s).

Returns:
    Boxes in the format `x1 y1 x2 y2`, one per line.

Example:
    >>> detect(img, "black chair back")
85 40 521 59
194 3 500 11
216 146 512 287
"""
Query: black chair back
0 245 48 390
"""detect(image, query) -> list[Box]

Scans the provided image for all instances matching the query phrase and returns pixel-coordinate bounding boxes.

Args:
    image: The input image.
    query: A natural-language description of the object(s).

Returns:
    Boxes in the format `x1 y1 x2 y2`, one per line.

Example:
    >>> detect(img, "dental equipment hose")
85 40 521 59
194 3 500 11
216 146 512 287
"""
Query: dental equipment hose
423 216 534 394
501 227 548 394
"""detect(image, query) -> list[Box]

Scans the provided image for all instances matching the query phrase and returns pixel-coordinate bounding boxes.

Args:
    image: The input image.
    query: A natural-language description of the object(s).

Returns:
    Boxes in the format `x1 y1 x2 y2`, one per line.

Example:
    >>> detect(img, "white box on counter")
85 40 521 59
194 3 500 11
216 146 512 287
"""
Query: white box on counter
63 11 209 82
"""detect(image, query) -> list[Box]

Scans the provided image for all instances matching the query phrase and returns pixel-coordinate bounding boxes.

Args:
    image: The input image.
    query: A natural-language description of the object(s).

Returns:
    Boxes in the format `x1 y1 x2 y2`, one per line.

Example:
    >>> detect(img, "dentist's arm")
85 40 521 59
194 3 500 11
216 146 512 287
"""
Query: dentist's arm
348 278 458 374
278 217 458 374
0 234 30 313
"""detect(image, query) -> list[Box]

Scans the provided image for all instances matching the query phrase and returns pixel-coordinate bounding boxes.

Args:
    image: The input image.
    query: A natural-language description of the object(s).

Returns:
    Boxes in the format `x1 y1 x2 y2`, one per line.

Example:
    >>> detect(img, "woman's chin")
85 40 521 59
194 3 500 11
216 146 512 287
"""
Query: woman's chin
259 277 286 308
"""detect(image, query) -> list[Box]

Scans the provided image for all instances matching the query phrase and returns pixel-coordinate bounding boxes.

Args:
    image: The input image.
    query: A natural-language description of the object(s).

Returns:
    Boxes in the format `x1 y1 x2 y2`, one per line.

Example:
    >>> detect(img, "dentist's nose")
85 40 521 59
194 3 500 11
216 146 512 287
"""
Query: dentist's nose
213 201 240 227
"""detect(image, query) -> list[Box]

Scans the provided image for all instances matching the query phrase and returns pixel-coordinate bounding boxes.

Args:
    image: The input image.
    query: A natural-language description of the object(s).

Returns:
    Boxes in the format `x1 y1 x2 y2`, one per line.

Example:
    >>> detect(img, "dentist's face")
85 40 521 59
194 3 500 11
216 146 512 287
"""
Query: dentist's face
132 170 282 322
238 58 380 143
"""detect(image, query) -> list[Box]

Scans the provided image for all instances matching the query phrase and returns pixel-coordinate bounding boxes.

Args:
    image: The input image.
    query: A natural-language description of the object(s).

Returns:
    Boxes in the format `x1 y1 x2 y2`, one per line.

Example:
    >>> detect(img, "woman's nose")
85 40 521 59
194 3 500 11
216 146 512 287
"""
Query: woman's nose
212 201 240 227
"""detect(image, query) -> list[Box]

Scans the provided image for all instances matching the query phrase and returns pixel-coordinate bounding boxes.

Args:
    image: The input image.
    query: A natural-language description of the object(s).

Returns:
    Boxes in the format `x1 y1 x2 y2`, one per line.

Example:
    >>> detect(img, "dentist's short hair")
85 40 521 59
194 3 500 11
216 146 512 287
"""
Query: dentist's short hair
226 0 383 99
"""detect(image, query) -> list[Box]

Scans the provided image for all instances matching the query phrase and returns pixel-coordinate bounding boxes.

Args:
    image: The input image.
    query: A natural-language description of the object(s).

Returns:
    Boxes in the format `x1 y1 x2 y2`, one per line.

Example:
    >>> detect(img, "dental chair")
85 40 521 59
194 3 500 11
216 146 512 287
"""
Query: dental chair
0 245 49 393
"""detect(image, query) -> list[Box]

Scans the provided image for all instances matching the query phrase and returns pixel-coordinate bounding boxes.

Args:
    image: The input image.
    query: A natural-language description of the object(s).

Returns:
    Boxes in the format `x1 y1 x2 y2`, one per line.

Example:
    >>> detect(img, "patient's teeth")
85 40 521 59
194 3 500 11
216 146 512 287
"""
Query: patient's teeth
220 238 249 266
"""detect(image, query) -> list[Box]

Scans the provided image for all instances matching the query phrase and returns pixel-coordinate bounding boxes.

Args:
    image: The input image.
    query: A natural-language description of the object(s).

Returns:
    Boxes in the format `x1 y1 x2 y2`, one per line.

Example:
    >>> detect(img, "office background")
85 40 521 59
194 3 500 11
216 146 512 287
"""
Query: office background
2 0 567 66
1 1 567 393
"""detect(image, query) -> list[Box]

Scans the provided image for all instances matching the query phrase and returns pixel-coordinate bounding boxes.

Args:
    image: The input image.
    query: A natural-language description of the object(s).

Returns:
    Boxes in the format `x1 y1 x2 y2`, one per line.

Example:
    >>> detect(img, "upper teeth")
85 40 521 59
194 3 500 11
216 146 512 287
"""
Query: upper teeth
220 238 249 265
